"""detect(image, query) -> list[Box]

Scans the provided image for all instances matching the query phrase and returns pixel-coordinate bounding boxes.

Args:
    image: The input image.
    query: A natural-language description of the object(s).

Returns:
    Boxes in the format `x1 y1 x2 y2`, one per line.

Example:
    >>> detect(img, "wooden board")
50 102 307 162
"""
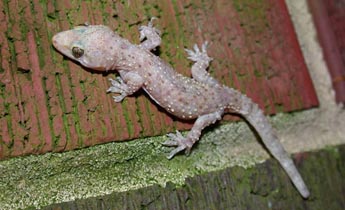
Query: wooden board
43 145 345 210
0 0 318 159
308 0 345 103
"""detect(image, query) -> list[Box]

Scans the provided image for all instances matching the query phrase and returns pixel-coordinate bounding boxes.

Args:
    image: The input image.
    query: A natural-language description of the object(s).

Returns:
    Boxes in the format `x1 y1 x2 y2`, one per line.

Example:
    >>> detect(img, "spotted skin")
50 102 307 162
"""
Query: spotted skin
52 19 309 198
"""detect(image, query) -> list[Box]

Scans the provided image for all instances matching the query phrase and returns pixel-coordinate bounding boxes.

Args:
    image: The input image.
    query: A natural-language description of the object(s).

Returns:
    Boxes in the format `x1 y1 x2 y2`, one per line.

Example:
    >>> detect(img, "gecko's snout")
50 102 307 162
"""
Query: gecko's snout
52 32 71 50
52 33 66 52
52 30 80 60
52 35 59 49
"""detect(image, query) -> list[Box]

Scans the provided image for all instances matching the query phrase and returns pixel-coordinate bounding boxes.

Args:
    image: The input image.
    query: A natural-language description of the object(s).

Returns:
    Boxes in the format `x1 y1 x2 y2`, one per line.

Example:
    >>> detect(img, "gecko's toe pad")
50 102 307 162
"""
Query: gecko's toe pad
185 42 213 63
139 18 161 41
163 130 193 159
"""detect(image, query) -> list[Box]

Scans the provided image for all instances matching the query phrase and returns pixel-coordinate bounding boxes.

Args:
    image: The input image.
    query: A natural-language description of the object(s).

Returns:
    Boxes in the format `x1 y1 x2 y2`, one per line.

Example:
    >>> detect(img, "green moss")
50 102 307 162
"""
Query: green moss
0 116 259 209
121 100 134 138
3 103 14 149
0 108 343 209
55 73 72 147
42 145 345 209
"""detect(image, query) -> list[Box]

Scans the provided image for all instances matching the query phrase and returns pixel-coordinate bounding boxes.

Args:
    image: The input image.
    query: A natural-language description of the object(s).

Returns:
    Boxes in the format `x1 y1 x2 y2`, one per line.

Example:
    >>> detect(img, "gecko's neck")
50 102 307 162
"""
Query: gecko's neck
110 39 151 72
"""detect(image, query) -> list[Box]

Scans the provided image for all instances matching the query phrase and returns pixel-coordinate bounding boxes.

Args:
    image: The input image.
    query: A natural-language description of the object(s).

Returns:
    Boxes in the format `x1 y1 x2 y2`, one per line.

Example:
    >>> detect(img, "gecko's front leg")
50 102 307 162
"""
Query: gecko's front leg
185 42 220 87
107 71 144 102
139 17 161 51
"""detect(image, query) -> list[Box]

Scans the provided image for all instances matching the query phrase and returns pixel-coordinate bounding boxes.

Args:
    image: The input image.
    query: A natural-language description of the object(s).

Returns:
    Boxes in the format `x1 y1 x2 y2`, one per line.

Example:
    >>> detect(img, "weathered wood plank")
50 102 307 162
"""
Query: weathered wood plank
43 145 345 210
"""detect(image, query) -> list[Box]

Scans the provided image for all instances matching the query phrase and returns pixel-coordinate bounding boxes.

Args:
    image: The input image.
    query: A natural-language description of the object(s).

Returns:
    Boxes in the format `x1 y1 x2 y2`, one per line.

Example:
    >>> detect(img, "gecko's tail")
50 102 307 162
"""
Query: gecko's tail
230 91 310 198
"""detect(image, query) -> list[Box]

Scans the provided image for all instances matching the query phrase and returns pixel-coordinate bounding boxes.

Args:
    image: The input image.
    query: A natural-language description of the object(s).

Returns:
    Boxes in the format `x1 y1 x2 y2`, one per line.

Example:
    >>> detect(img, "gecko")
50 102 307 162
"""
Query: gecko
52 18 310 198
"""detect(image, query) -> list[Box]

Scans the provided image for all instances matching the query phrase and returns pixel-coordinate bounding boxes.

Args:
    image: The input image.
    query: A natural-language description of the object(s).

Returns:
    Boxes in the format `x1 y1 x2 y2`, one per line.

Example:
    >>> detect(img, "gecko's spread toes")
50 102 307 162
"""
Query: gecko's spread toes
185 41 213 63
139 18 161 41
163 130 193 159
107 77 129 102
107 78 125 92
112 94 126 103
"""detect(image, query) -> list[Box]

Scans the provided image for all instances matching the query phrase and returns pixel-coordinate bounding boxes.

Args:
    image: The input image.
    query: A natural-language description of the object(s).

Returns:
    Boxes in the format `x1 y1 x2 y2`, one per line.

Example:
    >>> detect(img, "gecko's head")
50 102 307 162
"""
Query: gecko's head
52 25 116 71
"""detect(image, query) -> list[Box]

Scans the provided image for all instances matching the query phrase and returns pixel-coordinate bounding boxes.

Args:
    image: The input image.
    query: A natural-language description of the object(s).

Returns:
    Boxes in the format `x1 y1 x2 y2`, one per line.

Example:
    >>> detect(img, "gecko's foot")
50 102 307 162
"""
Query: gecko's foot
185 41 213 63
163 130 194 159
139 17 161 41
106 77 128 102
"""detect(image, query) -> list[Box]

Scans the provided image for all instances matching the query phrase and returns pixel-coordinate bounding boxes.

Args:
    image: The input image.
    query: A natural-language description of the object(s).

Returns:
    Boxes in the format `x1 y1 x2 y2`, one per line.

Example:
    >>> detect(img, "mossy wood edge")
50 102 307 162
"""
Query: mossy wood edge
42 144 345 210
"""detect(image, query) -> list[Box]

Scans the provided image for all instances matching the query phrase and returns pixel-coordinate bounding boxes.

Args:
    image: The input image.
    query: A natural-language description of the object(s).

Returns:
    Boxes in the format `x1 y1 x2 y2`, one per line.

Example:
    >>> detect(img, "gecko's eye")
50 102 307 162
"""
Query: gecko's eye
72 47 84 58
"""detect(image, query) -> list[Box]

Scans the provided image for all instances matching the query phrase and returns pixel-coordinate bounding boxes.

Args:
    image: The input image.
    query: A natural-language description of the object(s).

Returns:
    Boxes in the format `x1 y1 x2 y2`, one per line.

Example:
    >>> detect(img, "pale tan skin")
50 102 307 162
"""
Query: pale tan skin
52 19 310 198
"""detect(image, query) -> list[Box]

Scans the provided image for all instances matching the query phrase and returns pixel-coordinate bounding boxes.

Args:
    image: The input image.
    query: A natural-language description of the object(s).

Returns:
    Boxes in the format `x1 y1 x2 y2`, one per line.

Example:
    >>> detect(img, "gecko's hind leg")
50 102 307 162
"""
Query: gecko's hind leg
163 110 223 159
185 42 220 86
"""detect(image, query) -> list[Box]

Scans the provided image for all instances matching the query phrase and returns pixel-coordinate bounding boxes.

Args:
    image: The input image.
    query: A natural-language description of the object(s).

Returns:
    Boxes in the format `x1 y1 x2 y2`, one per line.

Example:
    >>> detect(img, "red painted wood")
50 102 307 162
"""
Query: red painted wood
308 0 345 103
0 0 318 159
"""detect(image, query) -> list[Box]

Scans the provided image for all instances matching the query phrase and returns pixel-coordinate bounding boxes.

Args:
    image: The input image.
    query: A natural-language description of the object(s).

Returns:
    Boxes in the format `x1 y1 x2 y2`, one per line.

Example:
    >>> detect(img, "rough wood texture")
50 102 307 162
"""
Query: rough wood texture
0 0 318 159
42 145 345 210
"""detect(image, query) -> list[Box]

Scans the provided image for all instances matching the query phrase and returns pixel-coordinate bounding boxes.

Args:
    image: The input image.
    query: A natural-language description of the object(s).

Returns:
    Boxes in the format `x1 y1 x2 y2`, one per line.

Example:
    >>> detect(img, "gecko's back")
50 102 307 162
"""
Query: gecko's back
140 57 232 119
